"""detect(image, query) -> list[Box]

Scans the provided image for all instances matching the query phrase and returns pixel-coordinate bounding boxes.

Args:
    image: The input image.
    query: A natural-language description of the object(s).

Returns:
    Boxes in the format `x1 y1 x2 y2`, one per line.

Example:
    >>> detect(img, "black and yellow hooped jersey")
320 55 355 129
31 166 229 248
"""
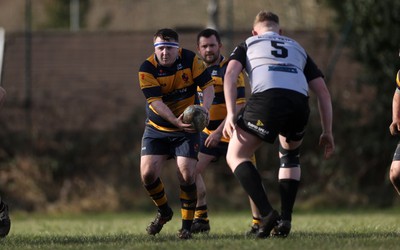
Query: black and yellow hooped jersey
139 48 214 132
197 56 246 142
397 69 400 89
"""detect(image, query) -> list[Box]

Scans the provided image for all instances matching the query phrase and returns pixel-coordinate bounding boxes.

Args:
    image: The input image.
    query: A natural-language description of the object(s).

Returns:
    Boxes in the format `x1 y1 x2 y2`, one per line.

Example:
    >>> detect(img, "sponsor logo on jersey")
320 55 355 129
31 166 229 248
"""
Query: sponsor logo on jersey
182 73 189 83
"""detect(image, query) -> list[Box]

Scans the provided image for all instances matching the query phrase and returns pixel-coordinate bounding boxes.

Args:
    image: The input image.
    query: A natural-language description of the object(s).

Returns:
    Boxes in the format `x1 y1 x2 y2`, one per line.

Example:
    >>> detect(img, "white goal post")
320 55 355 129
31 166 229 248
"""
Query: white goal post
0 27 4 85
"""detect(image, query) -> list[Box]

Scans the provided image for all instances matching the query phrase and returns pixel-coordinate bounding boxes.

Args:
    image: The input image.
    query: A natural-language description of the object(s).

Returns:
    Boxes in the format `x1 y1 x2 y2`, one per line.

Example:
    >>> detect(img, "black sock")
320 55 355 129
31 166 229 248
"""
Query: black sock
279 179 300 221
233 161 273 217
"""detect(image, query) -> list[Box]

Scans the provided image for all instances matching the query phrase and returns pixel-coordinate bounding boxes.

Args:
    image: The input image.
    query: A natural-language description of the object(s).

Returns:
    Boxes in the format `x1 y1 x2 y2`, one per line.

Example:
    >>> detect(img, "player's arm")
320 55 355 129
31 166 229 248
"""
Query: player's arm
223 59 243 139
139 63 192 131
389 91 400 135
201 84 214 112
308 77 335 159
150 100 192 131
389 70 400 136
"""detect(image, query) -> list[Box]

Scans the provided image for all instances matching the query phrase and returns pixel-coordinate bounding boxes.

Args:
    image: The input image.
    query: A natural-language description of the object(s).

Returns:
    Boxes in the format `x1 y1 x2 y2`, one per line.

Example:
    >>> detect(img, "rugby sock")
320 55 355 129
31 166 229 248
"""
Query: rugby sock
279 179 300 221
194 205 208 221
252 216 261 226
144 178 171 216
180 183 197 230
233 161 273 217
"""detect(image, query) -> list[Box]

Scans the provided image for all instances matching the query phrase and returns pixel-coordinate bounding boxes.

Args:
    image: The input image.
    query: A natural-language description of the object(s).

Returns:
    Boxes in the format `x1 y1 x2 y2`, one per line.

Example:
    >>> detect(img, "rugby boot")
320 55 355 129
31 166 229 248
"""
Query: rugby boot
177 228 192 239
191 219 210 234
256 209 279 239
246 223 260 236
146 209 173 235
271 219 291 237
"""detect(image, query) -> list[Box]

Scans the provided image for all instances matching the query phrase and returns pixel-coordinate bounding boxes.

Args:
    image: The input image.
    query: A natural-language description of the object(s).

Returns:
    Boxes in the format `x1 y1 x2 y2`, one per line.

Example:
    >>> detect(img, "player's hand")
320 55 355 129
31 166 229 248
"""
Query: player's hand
389 121 400 136
222 114 236 139
205 131 222 148
319 132 335 159
176 113 197 133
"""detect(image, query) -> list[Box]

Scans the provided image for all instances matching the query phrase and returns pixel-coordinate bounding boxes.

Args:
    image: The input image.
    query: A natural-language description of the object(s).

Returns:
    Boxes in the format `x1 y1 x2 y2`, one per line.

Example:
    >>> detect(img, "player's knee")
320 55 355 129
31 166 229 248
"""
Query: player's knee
141 171 157 185
279 146 300 168
178 170 195 185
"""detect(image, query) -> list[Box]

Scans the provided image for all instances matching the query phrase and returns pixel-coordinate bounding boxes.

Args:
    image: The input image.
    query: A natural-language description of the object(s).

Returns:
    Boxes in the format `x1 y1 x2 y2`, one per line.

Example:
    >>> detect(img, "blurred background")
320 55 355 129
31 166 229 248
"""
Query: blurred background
0 0 399 213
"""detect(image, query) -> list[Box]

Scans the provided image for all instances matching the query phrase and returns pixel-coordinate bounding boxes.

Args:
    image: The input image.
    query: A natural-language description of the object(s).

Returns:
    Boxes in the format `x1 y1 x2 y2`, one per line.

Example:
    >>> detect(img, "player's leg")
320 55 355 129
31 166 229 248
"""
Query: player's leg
0 196 10 238
246 198 262 235
390 161 400 195
227 127 279 238
246 154 262 235
272 135 302 237
192 152 215 233
176 156 198 239
390 143 400 195
140 126 173 236
141 154 173 235
174 131 201 239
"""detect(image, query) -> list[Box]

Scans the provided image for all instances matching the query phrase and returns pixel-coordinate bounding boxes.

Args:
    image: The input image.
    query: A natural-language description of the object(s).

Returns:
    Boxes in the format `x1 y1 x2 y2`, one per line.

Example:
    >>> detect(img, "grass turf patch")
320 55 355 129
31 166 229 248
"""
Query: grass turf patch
1 209 400 250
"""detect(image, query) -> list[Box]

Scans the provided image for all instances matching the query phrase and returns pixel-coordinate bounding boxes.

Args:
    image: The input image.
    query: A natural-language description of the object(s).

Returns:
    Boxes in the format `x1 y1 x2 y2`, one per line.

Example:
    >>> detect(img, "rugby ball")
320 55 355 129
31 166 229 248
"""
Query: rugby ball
182 105 209 132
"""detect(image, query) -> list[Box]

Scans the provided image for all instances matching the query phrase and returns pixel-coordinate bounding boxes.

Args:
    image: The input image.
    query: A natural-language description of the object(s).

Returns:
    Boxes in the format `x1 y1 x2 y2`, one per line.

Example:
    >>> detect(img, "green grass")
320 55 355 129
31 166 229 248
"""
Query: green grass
1 209 400 250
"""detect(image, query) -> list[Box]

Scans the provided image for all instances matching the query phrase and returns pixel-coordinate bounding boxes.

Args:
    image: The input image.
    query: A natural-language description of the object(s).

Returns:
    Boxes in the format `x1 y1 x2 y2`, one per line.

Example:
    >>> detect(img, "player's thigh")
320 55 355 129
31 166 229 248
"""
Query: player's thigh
140 155 168 184
226 127 262 168
390 160 400 178
196 152 216 174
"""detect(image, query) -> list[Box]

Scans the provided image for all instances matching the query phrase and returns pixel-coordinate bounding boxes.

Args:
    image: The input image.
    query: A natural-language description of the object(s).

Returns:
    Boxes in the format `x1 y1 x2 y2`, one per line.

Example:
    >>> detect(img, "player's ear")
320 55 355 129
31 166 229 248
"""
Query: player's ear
252 29 257 36
279 28 283 35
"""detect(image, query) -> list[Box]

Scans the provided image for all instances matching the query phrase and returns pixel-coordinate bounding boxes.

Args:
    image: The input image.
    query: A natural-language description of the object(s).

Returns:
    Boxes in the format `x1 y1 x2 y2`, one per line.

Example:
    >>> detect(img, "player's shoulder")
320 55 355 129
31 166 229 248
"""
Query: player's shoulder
139 55 157 73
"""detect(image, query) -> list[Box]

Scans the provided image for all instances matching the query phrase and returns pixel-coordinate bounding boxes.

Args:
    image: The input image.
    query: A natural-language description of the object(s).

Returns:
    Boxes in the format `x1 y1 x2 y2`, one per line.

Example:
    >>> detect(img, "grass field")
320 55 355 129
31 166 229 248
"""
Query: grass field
1 208 400 250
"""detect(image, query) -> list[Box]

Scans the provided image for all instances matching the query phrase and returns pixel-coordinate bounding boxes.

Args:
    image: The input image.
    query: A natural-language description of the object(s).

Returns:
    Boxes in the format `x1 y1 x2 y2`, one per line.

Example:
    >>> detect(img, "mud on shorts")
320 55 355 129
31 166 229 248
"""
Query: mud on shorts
141 125 200 159
237 88 310 144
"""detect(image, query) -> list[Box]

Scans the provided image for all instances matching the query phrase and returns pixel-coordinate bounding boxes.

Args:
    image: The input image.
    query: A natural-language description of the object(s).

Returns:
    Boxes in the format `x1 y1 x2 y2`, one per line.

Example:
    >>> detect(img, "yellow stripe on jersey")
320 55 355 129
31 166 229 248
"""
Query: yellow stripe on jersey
397 69 400 88
139 48 214 131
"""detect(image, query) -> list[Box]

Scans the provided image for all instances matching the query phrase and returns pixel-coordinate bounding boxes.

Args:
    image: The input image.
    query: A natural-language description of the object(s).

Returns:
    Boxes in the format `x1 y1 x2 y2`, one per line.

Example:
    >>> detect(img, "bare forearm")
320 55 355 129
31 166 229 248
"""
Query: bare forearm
150 100 179 126
201 85 215 111
224 61 242 116
318 94 333 134
393 91 400 122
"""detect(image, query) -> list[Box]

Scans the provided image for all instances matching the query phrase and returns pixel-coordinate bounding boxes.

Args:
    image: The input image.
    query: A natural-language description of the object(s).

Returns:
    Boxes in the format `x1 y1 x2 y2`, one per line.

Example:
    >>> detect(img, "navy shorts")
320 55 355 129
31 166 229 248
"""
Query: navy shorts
199 132 228 162
141 125 200 159
237 88 310 143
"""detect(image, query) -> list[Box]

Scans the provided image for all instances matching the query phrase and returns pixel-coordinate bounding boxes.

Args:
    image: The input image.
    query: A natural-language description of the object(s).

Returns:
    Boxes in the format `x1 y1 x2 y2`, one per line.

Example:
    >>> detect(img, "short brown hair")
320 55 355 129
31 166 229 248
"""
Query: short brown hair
153 28 179 42
254 11 279 26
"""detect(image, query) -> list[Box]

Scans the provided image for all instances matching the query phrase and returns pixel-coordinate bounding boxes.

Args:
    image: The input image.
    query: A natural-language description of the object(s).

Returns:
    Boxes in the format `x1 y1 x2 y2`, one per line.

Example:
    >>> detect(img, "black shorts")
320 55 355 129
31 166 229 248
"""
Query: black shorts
237 88 310 143
141 125 200 159
393 142 400 161
199 132 228 162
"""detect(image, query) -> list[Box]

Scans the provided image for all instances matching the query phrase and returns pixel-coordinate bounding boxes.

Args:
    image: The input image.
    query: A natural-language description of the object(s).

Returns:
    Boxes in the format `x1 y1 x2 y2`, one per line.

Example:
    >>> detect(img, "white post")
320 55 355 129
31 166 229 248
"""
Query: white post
0 27 5 85
70 0 80 32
